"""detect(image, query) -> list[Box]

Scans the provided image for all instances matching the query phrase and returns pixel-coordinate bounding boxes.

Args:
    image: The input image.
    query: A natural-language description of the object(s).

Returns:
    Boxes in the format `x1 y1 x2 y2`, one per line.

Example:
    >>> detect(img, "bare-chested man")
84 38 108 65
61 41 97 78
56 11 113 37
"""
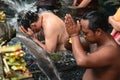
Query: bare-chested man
64 11 120 80
19 11 68 53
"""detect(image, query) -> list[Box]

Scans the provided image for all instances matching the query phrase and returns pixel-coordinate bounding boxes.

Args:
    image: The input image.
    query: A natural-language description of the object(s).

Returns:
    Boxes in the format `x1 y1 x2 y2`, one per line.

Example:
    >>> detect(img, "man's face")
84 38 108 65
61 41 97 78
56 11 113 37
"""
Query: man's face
30 16 42 33
80 19 96 43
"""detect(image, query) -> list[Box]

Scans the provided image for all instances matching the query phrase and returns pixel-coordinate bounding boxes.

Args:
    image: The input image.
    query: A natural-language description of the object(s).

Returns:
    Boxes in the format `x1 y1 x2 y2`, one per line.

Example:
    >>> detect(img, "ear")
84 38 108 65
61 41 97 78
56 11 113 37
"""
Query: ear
95 28 102 36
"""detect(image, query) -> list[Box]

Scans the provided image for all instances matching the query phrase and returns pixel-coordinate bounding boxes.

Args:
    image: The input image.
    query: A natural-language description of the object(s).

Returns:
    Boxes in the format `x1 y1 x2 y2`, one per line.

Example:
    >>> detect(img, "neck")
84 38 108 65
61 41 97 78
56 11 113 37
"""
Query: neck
97 33 113 46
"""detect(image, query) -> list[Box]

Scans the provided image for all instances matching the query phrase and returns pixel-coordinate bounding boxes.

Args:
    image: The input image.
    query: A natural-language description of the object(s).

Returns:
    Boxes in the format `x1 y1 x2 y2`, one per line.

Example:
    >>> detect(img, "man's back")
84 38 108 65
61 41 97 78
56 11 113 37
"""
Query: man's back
41 12 69 51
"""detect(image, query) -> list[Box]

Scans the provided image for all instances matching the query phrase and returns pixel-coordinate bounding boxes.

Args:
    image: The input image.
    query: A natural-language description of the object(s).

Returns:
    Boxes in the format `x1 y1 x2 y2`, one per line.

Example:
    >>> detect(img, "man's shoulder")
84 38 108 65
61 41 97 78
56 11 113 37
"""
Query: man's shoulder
99 44 117 50
95 44 119 56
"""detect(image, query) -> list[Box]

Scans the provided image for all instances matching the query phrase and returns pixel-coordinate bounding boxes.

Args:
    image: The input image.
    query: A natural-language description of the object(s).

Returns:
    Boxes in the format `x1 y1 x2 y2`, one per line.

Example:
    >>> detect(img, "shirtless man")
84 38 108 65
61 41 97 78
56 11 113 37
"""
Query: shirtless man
64 11 120 80
19 11 68 53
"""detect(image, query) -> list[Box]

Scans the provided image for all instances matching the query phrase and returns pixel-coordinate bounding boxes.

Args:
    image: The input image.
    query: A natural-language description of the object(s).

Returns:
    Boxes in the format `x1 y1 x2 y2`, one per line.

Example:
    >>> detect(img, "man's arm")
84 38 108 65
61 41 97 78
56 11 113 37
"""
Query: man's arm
32 27 58 53
32 37 47 50
19 26 47 51
69 0 91 9
43 21 60 53
71 35 115 68
65 14 115 68
77 0 91 8
26 31 57 53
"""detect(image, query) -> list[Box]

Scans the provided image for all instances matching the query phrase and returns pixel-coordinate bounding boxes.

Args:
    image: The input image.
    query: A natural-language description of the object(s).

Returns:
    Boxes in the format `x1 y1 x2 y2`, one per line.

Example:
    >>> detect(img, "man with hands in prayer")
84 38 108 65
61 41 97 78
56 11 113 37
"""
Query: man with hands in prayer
64 11 120 80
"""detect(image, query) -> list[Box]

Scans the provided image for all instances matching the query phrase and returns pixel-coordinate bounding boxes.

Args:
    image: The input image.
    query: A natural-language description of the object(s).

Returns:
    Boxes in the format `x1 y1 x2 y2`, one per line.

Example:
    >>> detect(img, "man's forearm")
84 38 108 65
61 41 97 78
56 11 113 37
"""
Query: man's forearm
73 0 77 6
71 35 87 63
32 38 46 50
78 0 91 8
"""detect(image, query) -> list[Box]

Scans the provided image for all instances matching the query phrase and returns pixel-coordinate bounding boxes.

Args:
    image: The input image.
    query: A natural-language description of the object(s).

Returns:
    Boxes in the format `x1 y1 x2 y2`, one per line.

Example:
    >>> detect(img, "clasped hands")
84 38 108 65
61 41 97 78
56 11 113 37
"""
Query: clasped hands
64 14 81 37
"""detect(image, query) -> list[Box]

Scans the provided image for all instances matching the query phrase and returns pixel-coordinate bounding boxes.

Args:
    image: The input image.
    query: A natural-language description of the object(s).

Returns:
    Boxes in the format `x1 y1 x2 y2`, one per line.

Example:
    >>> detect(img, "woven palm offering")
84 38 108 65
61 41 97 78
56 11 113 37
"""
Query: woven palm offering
0 43 32 80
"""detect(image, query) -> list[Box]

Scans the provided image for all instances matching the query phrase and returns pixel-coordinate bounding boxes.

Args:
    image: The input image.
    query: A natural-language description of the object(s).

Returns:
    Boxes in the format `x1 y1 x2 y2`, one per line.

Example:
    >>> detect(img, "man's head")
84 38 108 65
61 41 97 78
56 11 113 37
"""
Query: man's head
80 11 109 43
20 11 39 31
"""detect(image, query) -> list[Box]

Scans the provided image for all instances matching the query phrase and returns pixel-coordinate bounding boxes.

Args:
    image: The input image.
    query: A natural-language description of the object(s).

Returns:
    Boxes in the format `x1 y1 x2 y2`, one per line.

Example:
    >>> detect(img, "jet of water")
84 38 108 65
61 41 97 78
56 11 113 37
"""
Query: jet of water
2 0 36 13
2 0 37 31
16 33 61 80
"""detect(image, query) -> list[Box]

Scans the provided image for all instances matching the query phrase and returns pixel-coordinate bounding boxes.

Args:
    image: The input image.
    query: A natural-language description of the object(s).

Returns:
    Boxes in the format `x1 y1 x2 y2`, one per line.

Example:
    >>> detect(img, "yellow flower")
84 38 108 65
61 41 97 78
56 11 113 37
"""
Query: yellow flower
0 11 6 22
69 38 72 43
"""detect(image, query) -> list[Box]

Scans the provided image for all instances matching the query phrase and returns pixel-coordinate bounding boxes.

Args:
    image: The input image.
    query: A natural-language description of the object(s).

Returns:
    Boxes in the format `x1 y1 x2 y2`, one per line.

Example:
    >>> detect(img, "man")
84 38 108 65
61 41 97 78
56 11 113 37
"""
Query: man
19 11 68 53
64 11 120 80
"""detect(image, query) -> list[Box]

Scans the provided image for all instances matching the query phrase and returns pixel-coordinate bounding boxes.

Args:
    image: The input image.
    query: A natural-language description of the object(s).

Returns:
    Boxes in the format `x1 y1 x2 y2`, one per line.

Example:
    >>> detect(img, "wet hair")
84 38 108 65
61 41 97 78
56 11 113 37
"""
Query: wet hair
81 11 109 32
20 11 39 30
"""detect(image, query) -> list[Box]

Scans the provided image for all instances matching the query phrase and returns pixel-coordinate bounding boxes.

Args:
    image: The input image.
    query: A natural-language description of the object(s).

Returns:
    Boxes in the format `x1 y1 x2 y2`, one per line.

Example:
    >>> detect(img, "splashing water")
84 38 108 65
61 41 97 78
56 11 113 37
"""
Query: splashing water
2 0 36 13
2 0 37 31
